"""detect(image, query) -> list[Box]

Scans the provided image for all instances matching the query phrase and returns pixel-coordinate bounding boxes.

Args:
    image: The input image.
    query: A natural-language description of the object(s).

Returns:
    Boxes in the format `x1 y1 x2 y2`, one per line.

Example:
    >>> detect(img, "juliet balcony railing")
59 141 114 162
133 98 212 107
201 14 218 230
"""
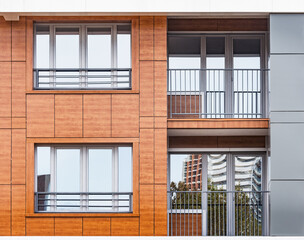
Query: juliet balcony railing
35 192 133 213
33 68 132 90
167 69 269 119
167 190 269 236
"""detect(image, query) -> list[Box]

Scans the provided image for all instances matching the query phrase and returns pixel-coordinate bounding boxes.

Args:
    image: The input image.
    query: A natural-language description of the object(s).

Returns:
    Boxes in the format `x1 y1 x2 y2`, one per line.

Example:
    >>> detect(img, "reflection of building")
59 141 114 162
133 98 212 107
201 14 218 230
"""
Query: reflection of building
183 154 202 190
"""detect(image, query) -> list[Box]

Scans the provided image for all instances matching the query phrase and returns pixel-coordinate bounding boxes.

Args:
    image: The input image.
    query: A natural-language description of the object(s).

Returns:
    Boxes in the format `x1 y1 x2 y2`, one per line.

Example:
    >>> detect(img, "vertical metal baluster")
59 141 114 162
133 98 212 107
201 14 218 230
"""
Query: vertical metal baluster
245 193 247 236
185 71 187 115
180 71 182 117
214 192 216 235
192 193 193 236
241 192 242 236
247 70 249 118
252 70 254 118
237 70 239 118
198 71 201 118
171 192 173 236
256 70 258 117
223 192 225 235
170 70 172 118
184 192 185 236
218 193 220 236
196 192 198 236
175 70 177 118
188 192 189 236
176 193 177 236
237 192 239 236
180 192 182 236
190 70 192 115
194 71 197 117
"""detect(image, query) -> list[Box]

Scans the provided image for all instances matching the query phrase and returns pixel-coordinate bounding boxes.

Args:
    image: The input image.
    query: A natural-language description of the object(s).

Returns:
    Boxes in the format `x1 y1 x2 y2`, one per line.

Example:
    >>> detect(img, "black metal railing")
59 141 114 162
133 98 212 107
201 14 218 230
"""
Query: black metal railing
35 192 133 213
33 68 132 90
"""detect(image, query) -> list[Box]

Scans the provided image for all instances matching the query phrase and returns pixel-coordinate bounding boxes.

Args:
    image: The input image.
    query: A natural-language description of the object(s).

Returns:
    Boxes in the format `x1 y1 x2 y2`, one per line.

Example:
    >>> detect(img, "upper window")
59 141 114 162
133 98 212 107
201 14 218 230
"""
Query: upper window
34 23 131 90
35 145 133 213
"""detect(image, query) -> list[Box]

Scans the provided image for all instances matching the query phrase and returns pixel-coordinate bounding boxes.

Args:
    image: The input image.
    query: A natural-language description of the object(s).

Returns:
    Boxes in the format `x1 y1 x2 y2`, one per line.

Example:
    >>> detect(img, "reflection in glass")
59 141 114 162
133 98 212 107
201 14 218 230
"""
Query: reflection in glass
207 154 227 191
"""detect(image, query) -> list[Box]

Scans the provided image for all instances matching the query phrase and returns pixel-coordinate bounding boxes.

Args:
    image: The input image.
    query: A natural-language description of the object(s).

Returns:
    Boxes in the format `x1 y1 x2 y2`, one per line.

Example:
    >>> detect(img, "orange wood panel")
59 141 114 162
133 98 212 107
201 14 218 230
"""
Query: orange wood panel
83 94 111 137
169 136 218 148
26 218 54 236
140 61 154 116
0 185 11 236
140 184 154 236
168 95 200 119
27 94 54 137
154 116 167 129
0 118 11 128
218 136 266 148
83 218 110 236
0 18 11 61
26 19 33 91
168 18 218 31
155 184 167 236
26 142 35 214
55 218 82 236
155 129 167 184
55 95 82 137
169 213 202 236
27 90 139 94
0 62 11 117
140 129 154 184
12 62 26 117
112 94 139 138
12 117 26 129
167 119 269 129
27 137 139 144
140 116 154 129
140 17 154 60
111 217 139 236
132 18 140 91
12 185 26 236
133 142 140 215
12 17 26 61
0 130 11 184
154 17 167 61
154 61 167 116
12 129 26 184
28 16 137 21
218 18 268 31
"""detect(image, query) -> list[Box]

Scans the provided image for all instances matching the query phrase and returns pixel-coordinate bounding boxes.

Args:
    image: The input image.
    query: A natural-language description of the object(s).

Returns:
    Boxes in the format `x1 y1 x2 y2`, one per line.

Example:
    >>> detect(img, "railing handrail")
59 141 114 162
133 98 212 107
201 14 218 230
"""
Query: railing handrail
168 190 269 193
34 68 132 71
35 191 133 195
168 68 269 71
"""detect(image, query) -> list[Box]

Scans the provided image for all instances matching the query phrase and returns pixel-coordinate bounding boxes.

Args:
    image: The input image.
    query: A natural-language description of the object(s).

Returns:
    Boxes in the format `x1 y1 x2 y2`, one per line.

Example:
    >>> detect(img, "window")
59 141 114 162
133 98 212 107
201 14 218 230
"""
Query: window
34 23 131 90
35 145 133 213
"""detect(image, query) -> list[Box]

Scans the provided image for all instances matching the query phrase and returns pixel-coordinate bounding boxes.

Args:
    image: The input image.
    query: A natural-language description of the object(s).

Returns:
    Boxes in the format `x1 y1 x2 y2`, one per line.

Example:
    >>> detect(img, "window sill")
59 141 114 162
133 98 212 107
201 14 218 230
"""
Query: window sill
26 212 139 218
26 90 139 94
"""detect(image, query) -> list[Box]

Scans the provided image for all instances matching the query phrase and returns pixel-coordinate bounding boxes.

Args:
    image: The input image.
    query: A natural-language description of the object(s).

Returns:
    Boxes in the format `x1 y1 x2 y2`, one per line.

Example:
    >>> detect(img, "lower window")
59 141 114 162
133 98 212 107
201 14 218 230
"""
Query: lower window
35 145 132 213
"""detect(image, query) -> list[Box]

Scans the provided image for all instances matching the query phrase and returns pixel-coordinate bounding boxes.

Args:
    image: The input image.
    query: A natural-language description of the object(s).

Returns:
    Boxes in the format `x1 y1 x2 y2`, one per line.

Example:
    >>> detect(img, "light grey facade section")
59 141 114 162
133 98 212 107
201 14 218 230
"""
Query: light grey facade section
270 14 304 236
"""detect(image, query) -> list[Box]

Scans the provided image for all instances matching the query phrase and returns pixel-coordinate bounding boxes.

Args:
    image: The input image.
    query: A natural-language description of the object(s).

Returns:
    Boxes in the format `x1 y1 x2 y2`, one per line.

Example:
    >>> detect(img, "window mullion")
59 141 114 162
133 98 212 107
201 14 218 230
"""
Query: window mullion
51 146 56 212
50 25 55 89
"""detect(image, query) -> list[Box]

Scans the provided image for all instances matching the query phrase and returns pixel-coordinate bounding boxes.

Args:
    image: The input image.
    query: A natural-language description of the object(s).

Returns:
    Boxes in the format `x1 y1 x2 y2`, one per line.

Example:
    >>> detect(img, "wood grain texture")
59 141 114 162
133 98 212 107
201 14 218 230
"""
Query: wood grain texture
154 117 167 129
83 218 110 236
55 218 82 236
27 94 54 137
140 17 154 60
12 129 26 184
26 18 33 91
0 118 11 128
55 95 82 137
154 129 167 184
155 184 167 236
83 94 111 137
12 17 26 61
140 61 154 116
132 18 140 91
140 117 154 129
140 184 154 236
112 94 139 137
12 118 26 129
218 136 266 148
0 62 11 117
0 185 10 236
0 130 11 184
169 136 218 148
154 61 167 116
0 18 11 61
26 142 35 214
218 18 268 31
154 17 167 61
26 218 54 236
12 185 26 236
168 19 218 31
111 217 139 236
140 129 154 184
12 62 26 117
132 142 140 215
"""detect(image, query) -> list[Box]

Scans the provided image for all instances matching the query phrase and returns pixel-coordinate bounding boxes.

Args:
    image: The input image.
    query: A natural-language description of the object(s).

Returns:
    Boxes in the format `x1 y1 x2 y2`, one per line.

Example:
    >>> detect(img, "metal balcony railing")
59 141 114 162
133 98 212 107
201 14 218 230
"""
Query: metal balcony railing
35 192 133 213
33 68 132 90
167 190 269 236
167 69 269 119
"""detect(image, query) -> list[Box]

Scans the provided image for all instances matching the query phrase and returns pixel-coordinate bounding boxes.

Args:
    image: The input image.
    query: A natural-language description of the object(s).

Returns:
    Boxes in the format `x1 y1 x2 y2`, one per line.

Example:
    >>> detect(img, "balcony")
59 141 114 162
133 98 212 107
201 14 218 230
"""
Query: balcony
167 68 269 119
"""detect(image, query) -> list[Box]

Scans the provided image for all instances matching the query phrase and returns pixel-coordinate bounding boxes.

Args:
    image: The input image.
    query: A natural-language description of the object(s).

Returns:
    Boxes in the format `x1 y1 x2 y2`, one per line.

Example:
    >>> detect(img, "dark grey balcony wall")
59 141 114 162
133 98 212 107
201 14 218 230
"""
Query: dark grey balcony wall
270 14 304 236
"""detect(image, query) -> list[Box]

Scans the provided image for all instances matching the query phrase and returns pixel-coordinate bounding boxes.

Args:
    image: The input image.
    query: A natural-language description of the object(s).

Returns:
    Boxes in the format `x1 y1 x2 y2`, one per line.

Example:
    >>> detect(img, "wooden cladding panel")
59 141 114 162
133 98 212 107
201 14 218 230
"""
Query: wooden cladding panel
0 18 11 61
111 217 140 236
168 18 268 32
154 61 167 117
168 95 200 119
169 213 202 236
27 94 54 137
26 218 54 236
83 94 111 137
12 62 26 117
0 118 11 129
12 129 26 184
132 18 140 91
132 142 140 215
0 62 11 117
155 116 167 129
12 185 26 236
0 185 11 235
112 94 139 137
154 17 167 61
12 17 26 61
140 129 154 184
12 117 26 129
140 184 154 236
155 184 167 236
55 218 82 236
83 218 110 236
140 17 154 60
169 136 266 148
140 116 154 129
140 61 154 116
155 129 167 184
55 95 82 137
0 130 11 184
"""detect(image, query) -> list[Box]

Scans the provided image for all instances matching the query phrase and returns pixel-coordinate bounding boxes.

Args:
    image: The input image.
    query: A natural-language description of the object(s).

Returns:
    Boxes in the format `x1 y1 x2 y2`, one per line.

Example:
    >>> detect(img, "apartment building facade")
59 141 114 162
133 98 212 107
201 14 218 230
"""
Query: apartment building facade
0 0 303 237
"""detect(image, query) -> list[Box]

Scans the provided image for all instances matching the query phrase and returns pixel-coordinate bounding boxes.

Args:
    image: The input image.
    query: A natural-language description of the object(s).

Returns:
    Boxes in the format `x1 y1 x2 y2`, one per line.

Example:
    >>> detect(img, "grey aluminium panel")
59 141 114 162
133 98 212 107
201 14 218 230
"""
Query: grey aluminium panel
270 14 304 54
271 112 304 123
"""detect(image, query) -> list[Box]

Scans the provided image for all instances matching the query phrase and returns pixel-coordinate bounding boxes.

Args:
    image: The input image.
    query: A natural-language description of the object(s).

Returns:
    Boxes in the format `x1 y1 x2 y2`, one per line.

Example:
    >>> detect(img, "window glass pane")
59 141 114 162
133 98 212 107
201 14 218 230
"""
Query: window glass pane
206 37 225 55
117 34 131 68
118 147 132 192
208 154 227 191
233 39 260 55
36 34 50 68
168 36 201 55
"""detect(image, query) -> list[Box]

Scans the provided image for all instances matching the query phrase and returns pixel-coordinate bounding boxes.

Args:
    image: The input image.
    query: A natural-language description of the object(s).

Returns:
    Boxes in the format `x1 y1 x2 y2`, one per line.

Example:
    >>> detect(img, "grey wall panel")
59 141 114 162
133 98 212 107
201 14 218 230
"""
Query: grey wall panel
271 112 304 123
270 55 304 111
271 181 304 235
271 123 304 179
270 14 304 54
